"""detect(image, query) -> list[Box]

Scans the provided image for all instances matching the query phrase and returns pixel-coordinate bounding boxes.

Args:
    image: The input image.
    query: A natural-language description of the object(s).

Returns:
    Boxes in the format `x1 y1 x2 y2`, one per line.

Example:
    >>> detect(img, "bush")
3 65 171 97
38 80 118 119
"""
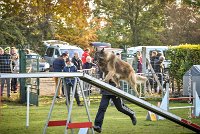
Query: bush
166 44 200 93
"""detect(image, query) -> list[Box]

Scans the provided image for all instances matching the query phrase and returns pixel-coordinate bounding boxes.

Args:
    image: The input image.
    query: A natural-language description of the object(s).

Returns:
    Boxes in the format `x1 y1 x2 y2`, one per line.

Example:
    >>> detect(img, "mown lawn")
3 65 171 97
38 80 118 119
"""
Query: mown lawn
0 96 199 134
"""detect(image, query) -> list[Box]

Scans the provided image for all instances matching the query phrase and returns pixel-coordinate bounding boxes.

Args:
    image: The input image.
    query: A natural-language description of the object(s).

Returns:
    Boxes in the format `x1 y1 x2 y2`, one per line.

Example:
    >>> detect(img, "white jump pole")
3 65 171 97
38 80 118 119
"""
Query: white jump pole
192 82 200 117
26 85 31 128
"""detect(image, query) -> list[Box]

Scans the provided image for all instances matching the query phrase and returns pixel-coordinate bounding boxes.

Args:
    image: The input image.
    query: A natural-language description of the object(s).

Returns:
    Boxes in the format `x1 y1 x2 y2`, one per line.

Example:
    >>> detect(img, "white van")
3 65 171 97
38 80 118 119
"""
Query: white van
44 40 84 66
127 46 171 69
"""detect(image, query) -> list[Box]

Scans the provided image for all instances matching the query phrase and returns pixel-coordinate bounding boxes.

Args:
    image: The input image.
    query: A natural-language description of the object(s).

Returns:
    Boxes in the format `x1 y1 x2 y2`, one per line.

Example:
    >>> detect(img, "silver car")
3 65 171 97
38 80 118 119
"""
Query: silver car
44 43 84 66
26 53 50 72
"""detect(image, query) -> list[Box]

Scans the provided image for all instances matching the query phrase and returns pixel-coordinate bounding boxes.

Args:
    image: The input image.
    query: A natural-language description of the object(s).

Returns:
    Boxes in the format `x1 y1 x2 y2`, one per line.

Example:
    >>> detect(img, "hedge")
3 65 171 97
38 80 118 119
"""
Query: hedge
166 44 200 92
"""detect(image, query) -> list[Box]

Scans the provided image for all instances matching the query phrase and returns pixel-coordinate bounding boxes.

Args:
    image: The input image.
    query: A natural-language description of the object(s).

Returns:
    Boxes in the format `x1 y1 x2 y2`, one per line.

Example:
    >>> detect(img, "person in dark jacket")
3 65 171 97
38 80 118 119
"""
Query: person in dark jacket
93 80 137 133
0 47 13 97
82 56 97 95
150 51 159 70
154 56 165 94
63 58 83 106
52 53 68 98
82 56 96 70
71 52 82 70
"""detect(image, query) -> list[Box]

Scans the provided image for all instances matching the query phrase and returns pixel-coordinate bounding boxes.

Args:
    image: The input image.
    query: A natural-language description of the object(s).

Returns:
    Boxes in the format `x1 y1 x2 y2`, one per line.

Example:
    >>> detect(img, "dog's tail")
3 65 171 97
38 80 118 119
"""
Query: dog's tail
136 74 151 94
136 75 148 83
128 71 139 96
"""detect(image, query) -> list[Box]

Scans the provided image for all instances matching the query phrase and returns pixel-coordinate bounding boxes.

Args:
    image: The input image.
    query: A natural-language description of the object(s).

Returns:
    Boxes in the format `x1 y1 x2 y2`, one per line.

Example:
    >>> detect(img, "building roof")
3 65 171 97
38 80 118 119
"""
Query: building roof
184 65 200 76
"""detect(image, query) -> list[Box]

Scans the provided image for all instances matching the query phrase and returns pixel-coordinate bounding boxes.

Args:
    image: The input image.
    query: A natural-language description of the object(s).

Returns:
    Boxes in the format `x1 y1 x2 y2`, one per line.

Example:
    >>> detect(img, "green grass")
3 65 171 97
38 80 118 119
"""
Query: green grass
0 96 199 134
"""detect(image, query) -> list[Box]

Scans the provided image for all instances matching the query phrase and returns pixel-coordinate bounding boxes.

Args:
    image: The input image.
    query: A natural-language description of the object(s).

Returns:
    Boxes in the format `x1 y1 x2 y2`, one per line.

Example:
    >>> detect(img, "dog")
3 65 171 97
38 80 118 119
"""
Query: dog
94 48 149 96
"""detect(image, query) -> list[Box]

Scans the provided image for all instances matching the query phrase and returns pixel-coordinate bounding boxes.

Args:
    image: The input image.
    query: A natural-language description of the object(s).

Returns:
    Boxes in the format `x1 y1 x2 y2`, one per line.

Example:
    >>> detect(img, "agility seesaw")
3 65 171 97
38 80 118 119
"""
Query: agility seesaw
80 73 200 133
0 72 200 133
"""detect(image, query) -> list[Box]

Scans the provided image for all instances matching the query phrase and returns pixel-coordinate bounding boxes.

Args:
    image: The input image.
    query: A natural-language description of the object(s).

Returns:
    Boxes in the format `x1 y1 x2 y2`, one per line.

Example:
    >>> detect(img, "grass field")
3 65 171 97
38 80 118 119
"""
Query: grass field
0 96 200 134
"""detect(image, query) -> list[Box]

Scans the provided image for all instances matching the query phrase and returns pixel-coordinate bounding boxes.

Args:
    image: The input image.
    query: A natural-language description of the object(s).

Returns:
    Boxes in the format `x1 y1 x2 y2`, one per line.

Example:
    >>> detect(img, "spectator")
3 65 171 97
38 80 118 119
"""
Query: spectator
82 56 96 96
0 47 4 97
52 53 68 98
136 51 142 73
93 80 137 133
65 51 69 59
63 58 83 106
150 51 159 93
71 52 82 70
0 47 13 98
154 56 165 94
81 48 90 64
10 47 19 93
82 56 96 70
154 56 165 74
150 51 158 70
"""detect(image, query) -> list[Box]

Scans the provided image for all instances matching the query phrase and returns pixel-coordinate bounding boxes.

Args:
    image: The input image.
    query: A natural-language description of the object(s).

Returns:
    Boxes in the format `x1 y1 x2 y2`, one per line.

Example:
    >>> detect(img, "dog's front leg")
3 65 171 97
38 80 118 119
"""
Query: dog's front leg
112 76 120 89
103 71 114 83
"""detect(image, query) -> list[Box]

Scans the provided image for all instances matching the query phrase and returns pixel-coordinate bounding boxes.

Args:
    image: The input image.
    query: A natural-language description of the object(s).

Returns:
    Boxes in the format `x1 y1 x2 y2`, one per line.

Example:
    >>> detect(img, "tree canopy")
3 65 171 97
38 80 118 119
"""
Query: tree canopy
0 0 199 52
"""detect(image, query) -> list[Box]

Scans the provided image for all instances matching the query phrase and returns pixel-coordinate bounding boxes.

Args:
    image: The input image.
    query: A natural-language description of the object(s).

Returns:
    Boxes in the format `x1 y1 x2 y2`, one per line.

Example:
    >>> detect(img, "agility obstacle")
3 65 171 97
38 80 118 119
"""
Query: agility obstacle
158 82 200 118
80 74 200 132
42 77 94 134
0 72 200 133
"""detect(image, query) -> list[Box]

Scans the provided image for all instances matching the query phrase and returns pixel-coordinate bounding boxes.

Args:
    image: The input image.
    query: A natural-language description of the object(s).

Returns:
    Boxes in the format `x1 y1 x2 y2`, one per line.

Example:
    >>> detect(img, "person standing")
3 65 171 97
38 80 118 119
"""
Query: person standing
63 58 83 106
154 56 165 94
93 80 137 133
10 47 19 93
136 51 142 73
82 56 96 70
0 47 13 98
150 51 158 70
52 53 68 98
71 52 82 70
0 47 4 97
81 48 90 64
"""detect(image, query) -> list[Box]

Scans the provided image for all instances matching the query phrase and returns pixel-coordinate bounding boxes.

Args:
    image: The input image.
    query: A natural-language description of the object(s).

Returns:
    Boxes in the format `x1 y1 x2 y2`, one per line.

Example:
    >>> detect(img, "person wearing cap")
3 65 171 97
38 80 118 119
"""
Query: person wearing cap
63 58 83 106
81 48 90 64
0 47 13 98
52 53 68 98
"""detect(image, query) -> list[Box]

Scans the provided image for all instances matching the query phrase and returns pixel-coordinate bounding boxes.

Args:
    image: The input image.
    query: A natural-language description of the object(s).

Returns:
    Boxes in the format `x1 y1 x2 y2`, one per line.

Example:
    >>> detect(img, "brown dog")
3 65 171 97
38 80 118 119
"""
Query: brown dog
94 48 148 96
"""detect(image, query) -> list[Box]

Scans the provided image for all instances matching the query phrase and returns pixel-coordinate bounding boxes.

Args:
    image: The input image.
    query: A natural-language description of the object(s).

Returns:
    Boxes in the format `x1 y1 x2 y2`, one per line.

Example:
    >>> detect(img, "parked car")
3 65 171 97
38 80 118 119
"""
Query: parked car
44 41 84 66
26 53 50 72
90 42 111 51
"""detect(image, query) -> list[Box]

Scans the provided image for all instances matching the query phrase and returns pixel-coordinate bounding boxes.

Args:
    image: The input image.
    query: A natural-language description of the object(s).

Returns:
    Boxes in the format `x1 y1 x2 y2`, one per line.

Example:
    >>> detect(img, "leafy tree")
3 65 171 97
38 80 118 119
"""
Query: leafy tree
0 0 97 53
0 0 44 49
53 0 97 48
93 0 167 47
0 17 26 46
161 2 200 45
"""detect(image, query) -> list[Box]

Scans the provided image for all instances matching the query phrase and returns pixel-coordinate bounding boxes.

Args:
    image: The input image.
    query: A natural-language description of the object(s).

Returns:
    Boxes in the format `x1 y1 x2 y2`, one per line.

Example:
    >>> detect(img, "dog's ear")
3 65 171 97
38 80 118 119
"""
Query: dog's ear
100 48 104 53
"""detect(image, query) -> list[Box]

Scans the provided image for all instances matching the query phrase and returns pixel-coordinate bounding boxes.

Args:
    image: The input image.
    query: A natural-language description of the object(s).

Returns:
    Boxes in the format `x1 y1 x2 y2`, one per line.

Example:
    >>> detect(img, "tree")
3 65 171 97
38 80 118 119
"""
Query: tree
161 2 200 45
0 17 26 46
0 0 44 49
0 0 97 52
93 0 166 47
53 0 97 48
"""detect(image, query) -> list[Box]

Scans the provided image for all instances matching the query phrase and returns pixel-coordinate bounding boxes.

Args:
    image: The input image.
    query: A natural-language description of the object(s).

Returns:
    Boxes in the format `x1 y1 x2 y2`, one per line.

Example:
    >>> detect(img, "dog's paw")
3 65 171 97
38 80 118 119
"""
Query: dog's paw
116 86 121 89
134 92 139 97
103 79 109 83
